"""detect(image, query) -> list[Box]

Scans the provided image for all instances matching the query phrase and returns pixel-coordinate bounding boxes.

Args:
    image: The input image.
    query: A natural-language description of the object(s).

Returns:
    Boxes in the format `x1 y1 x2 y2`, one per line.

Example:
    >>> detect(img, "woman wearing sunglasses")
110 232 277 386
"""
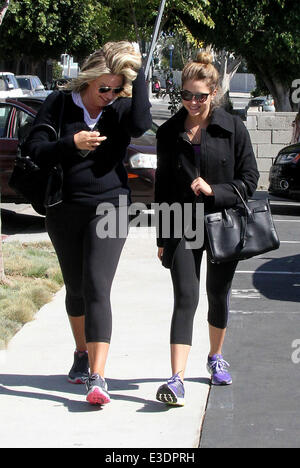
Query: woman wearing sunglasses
25 41 152 405
291 111 300 144
155 51 259 406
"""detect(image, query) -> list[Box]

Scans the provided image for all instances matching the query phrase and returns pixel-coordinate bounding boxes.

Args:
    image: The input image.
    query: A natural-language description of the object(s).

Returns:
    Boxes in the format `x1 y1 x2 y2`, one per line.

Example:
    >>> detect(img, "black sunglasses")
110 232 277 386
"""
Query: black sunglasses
98 86 124 94
180 89 210 103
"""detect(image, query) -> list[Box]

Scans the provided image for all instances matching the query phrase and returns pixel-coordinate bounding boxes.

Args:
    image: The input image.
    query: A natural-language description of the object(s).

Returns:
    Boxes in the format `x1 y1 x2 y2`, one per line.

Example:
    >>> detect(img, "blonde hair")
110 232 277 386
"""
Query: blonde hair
291 111 300 144
67 41 142 97
182 51 223 109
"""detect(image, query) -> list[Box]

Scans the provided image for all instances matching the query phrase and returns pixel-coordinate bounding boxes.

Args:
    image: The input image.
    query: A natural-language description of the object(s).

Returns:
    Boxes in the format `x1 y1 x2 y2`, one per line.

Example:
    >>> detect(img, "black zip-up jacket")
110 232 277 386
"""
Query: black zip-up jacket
25 68 152 208
155 106 259 265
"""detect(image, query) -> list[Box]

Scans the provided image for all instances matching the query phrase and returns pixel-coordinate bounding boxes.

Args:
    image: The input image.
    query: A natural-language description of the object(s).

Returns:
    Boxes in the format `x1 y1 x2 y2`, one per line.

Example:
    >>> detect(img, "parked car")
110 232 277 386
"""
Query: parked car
268 142 300 200
0 72 23 98
0 96 157 208
246 95 275 112
15 75 49 97
45 78 72 91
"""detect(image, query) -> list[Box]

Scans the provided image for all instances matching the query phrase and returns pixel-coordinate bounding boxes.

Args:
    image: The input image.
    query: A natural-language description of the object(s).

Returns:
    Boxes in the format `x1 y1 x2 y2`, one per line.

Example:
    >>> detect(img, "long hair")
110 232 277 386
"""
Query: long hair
291 111 300 144
67 41 142 97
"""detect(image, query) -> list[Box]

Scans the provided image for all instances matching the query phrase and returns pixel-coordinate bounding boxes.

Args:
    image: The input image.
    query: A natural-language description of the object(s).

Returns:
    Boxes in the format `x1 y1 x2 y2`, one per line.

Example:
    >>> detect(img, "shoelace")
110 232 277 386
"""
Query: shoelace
90 373 102 381
167 373 183 384
209 358 230 374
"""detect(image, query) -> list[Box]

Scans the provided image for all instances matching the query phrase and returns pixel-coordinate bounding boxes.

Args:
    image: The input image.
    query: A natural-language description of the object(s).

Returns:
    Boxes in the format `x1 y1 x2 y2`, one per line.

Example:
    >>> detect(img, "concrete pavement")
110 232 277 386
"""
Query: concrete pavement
1 195 299 448
0 225 211 449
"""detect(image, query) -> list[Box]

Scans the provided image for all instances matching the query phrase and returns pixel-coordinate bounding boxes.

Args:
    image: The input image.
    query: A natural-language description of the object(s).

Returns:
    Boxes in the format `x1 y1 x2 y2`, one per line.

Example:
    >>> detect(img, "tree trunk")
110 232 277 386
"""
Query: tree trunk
272 81 293 111
213 49 241 95
256 62 292 111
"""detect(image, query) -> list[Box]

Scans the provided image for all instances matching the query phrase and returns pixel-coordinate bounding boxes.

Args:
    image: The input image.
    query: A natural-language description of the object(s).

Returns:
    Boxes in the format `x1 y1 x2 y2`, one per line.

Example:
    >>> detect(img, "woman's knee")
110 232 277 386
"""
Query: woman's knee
65 292 84 317
174 287 199 314
207 290 231 329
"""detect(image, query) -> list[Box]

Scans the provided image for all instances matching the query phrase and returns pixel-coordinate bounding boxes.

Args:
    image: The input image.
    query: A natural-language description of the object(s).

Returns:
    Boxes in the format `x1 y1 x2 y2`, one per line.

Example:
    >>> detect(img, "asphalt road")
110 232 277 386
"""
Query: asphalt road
200 203 300 448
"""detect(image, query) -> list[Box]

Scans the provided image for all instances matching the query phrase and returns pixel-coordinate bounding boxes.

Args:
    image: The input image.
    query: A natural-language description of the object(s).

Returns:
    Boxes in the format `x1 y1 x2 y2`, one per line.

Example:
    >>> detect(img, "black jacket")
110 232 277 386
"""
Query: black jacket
155 106 259 266
25 68 152 208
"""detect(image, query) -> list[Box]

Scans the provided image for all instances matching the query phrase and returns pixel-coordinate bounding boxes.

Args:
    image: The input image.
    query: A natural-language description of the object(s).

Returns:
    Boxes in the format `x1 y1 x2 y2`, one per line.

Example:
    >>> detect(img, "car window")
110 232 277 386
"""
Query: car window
0 77 6 91
131 124 157 146
35 77 42 86
15 110 34 141
6 74 19 88
0 104 12 137
0 104 34 140
17 77 32 90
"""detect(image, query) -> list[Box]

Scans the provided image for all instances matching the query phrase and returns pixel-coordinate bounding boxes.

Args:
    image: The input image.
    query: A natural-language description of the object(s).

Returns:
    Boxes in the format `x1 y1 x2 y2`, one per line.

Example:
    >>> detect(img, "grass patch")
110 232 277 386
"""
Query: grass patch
0 242 63 350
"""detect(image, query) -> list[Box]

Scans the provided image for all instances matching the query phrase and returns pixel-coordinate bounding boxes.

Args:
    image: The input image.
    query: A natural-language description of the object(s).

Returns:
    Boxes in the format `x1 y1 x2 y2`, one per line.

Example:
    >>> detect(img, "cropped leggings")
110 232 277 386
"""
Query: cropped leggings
170 238 238 346
46 203 128 344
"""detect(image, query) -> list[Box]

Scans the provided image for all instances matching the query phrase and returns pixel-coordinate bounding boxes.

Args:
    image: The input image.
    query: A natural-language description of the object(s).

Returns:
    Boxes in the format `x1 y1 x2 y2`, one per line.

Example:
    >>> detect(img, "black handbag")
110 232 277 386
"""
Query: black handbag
204 185 280 263
9 94 65 216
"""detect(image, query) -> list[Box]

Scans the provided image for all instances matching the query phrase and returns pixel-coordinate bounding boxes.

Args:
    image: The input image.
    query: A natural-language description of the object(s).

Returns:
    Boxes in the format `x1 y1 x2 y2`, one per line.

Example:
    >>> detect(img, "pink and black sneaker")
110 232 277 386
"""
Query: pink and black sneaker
68 350 89 384
86 374 111 405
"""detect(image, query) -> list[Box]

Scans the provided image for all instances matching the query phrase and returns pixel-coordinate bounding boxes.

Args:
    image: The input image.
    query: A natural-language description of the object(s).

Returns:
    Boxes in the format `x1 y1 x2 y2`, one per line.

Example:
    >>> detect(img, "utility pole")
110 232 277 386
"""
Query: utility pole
144 0 166 97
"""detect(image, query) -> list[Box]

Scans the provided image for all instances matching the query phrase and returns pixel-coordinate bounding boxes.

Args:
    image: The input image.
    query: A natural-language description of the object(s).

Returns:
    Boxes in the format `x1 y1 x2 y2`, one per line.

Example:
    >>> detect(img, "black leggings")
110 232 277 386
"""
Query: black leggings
46 203 128 344
170 238 238 346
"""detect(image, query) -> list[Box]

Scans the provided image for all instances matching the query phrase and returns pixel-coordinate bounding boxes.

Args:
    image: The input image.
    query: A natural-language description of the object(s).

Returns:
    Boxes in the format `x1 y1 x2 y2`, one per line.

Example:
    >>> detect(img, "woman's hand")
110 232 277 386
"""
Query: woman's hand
74 131 107 151
191 177 214 197
158 247 164 262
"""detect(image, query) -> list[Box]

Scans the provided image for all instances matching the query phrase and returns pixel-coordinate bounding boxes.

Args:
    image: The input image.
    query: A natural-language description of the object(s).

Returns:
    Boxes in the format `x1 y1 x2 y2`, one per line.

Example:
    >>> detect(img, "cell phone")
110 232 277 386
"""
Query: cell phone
78 122 101 158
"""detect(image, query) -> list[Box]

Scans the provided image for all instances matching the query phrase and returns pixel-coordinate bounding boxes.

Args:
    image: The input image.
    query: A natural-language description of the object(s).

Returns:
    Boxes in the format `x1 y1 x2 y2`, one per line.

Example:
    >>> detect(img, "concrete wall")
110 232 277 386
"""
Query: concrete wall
246 112 297 190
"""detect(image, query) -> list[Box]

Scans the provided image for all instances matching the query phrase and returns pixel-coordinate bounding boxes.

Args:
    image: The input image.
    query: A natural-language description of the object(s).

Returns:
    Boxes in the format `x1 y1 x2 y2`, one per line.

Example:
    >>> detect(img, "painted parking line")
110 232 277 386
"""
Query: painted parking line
274 219 300 222
232 289 261 298
236 271 300 275
230 310 300 315
279 241 300 244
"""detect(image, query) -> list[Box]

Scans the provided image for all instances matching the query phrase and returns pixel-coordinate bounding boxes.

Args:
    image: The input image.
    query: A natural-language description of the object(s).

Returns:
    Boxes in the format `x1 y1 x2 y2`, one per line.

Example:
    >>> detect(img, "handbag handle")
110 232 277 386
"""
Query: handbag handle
27 91 65 141
231 183 255 248
231 183 253 218
27 123 58 141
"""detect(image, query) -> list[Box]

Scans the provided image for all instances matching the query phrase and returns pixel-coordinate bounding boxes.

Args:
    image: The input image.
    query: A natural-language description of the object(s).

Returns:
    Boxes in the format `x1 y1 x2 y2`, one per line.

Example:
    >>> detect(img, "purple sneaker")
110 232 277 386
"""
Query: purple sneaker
156 373 185 406
207 354 232 385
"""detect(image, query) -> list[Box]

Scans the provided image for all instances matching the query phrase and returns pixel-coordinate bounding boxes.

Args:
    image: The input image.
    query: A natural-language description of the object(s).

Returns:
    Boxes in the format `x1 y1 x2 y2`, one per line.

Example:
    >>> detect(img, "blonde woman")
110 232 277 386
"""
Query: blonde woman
25 41 152 405
291 111 300 144
155 52 259 406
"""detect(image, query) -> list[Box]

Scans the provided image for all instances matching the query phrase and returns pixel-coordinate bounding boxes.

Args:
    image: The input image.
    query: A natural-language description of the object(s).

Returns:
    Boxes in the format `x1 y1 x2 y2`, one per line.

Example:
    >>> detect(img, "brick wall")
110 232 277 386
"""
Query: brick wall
246 112 297 190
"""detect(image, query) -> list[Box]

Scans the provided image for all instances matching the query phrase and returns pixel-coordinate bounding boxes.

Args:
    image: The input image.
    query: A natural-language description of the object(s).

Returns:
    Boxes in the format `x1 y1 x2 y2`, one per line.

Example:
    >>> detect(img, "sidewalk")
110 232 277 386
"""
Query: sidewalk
0 226 210 449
